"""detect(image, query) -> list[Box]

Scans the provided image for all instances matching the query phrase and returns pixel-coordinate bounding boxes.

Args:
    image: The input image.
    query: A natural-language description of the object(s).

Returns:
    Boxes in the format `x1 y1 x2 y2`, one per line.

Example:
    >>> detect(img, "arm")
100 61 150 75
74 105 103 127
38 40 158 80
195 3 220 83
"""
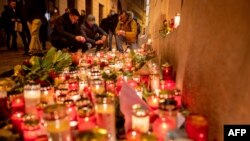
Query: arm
54 19 75 40
125 20 137 41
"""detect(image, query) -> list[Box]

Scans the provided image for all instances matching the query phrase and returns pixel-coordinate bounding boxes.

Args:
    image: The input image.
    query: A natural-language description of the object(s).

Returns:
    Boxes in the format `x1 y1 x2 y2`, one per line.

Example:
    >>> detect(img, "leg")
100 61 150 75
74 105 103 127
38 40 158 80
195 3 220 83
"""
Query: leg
28 19 42 53
116 35 125 53
108 30 113 51
19 31 29 54
51 37 72 50
128 42 138 50
6 31 11 49
11 30 18 51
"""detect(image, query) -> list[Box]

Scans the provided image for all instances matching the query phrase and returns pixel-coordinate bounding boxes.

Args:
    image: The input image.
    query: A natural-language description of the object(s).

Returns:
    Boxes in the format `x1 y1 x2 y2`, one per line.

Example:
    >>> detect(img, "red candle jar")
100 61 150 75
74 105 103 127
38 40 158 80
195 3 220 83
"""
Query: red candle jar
11 111 24 133
64 100 78 124
153 98 178 141
76 97 92 108
11 94 25 113
22 115 40 141
186 114 208 141
36 102 48 125
126 130 142 141
56 94 67 104
0 86 10 118
173 89 182 107
77 105 96 131
128 79 138 89
140 75 150 89
162 63 173 80
68 79 79 91
105 80 115 93
160 80 176 90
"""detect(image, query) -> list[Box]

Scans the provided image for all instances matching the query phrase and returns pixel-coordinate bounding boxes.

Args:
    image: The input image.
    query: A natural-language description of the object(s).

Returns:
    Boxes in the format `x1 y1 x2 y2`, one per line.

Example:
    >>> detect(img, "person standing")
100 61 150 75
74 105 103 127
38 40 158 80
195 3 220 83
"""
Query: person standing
116 11 138 52
16 0 31 55
25 0 47 55
107 9 119 51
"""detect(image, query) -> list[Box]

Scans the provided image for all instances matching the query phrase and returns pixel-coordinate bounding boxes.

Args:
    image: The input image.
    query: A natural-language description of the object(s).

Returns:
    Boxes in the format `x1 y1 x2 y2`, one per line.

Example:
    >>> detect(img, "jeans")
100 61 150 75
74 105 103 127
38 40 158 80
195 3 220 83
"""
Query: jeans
108 30 117 51
116 35 138 53
6 30 17 50
28 19 42 53
85 42 103 53
51 37 88 52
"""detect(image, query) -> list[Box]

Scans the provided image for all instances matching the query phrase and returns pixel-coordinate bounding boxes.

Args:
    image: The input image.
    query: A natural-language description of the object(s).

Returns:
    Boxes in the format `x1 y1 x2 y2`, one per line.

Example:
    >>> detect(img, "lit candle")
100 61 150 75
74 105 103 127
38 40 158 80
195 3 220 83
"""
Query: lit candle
150 74 160 93
174 13 181 28
22 115 40 141
64 100 78 124
147 95 159 110
128 79 138 89
68 90 81 102
11 96 25 113
126 130 142 141
79 80 88 94
135 86 143 99
186 114 208 141
132 75 141 84
77 105 96 131
68 79 79 91
165 80 176 90
132 104 149 133
23 83 41 115
95 95 116 141
105 80 115 93
40 86 54 105
161 63 173 80
11 112 24 133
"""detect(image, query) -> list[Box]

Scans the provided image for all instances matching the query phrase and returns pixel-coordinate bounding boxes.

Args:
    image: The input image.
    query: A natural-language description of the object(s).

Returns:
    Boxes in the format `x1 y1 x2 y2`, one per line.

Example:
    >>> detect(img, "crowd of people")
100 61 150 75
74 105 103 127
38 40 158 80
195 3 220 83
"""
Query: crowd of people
0 0 141 55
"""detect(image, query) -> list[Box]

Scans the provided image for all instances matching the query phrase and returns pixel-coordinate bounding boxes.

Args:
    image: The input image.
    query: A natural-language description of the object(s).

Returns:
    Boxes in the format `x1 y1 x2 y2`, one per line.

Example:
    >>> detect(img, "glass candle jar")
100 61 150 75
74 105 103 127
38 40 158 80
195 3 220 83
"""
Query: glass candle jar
11 111 24 133
36 102 48 124
146 94 159 110
64 100 78 126
132 104 149 133
162 63 173 80
95 95 116 141
105 80 115 93
76 128 108 141
56 94 67 104
11 95 25 113
79 80 88 94
68 90 81 102
24 83 41 115
22 115 40 141
153 98 178 141
150 74 160 93
44 104 72 141
40 86 54 105
77 105 96 131
90 79 105 100
0 85 10 118
76 97 92 108
126 130 142 141
68 79 79 91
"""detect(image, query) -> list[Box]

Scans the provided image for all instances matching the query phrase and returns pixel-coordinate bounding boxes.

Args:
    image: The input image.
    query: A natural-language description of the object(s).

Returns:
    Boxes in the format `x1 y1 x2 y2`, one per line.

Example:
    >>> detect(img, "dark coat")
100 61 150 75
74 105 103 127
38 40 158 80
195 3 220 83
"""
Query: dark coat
51 13 78 41
1 6 18 32
100 18 109 33
79 21 107 44
107 13 119 33
25 0 46 22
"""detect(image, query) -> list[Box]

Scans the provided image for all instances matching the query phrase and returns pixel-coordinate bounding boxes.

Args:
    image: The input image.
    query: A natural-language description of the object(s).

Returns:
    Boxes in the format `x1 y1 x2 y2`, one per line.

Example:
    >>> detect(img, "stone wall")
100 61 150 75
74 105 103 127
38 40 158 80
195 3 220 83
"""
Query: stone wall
149 0 250 140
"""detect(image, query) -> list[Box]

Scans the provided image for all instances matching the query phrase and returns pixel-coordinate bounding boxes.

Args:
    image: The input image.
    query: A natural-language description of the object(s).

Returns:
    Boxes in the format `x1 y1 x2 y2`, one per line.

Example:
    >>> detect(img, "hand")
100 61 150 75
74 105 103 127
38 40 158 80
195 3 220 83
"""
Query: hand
75 36 86 43
117 30 125 36
95 40 103 44
101 36 107 42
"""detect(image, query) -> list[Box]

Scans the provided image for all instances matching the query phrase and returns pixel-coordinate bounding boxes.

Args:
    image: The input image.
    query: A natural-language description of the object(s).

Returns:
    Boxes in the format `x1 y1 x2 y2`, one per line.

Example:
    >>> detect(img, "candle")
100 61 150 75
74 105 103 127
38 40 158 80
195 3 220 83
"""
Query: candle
147 95 159 110
0 85 9 118
128 80 138 89
150 74 160 93
11 112 24 133
132 104 150 133
68 90 81 102
174 13 181 28
135 86 143 99
161 63 173 81
40 86 54 105
68 79 79 91
11 97 25 113
22 115 40 141
132 75 141 83
90 79 105 101
126 130 142 141
173 89 182 107
105 80 115 93
23 83 41 115
64 100 78 123
77 105 96 131
36 102 48 125
165 80 176 90
76 98 92 108
186 114 208 141
56 94 67 104
44 104 72 141
79 80 88 94
95 95 116 141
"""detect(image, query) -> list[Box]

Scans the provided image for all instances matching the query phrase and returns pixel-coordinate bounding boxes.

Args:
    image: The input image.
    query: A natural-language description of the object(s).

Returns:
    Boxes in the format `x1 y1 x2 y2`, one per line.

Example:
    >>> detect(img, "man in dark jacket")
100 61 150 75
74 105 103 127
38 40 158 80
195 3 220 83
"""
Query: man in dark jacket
51 9 86 52
79 15 107 52
107 9 119 51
